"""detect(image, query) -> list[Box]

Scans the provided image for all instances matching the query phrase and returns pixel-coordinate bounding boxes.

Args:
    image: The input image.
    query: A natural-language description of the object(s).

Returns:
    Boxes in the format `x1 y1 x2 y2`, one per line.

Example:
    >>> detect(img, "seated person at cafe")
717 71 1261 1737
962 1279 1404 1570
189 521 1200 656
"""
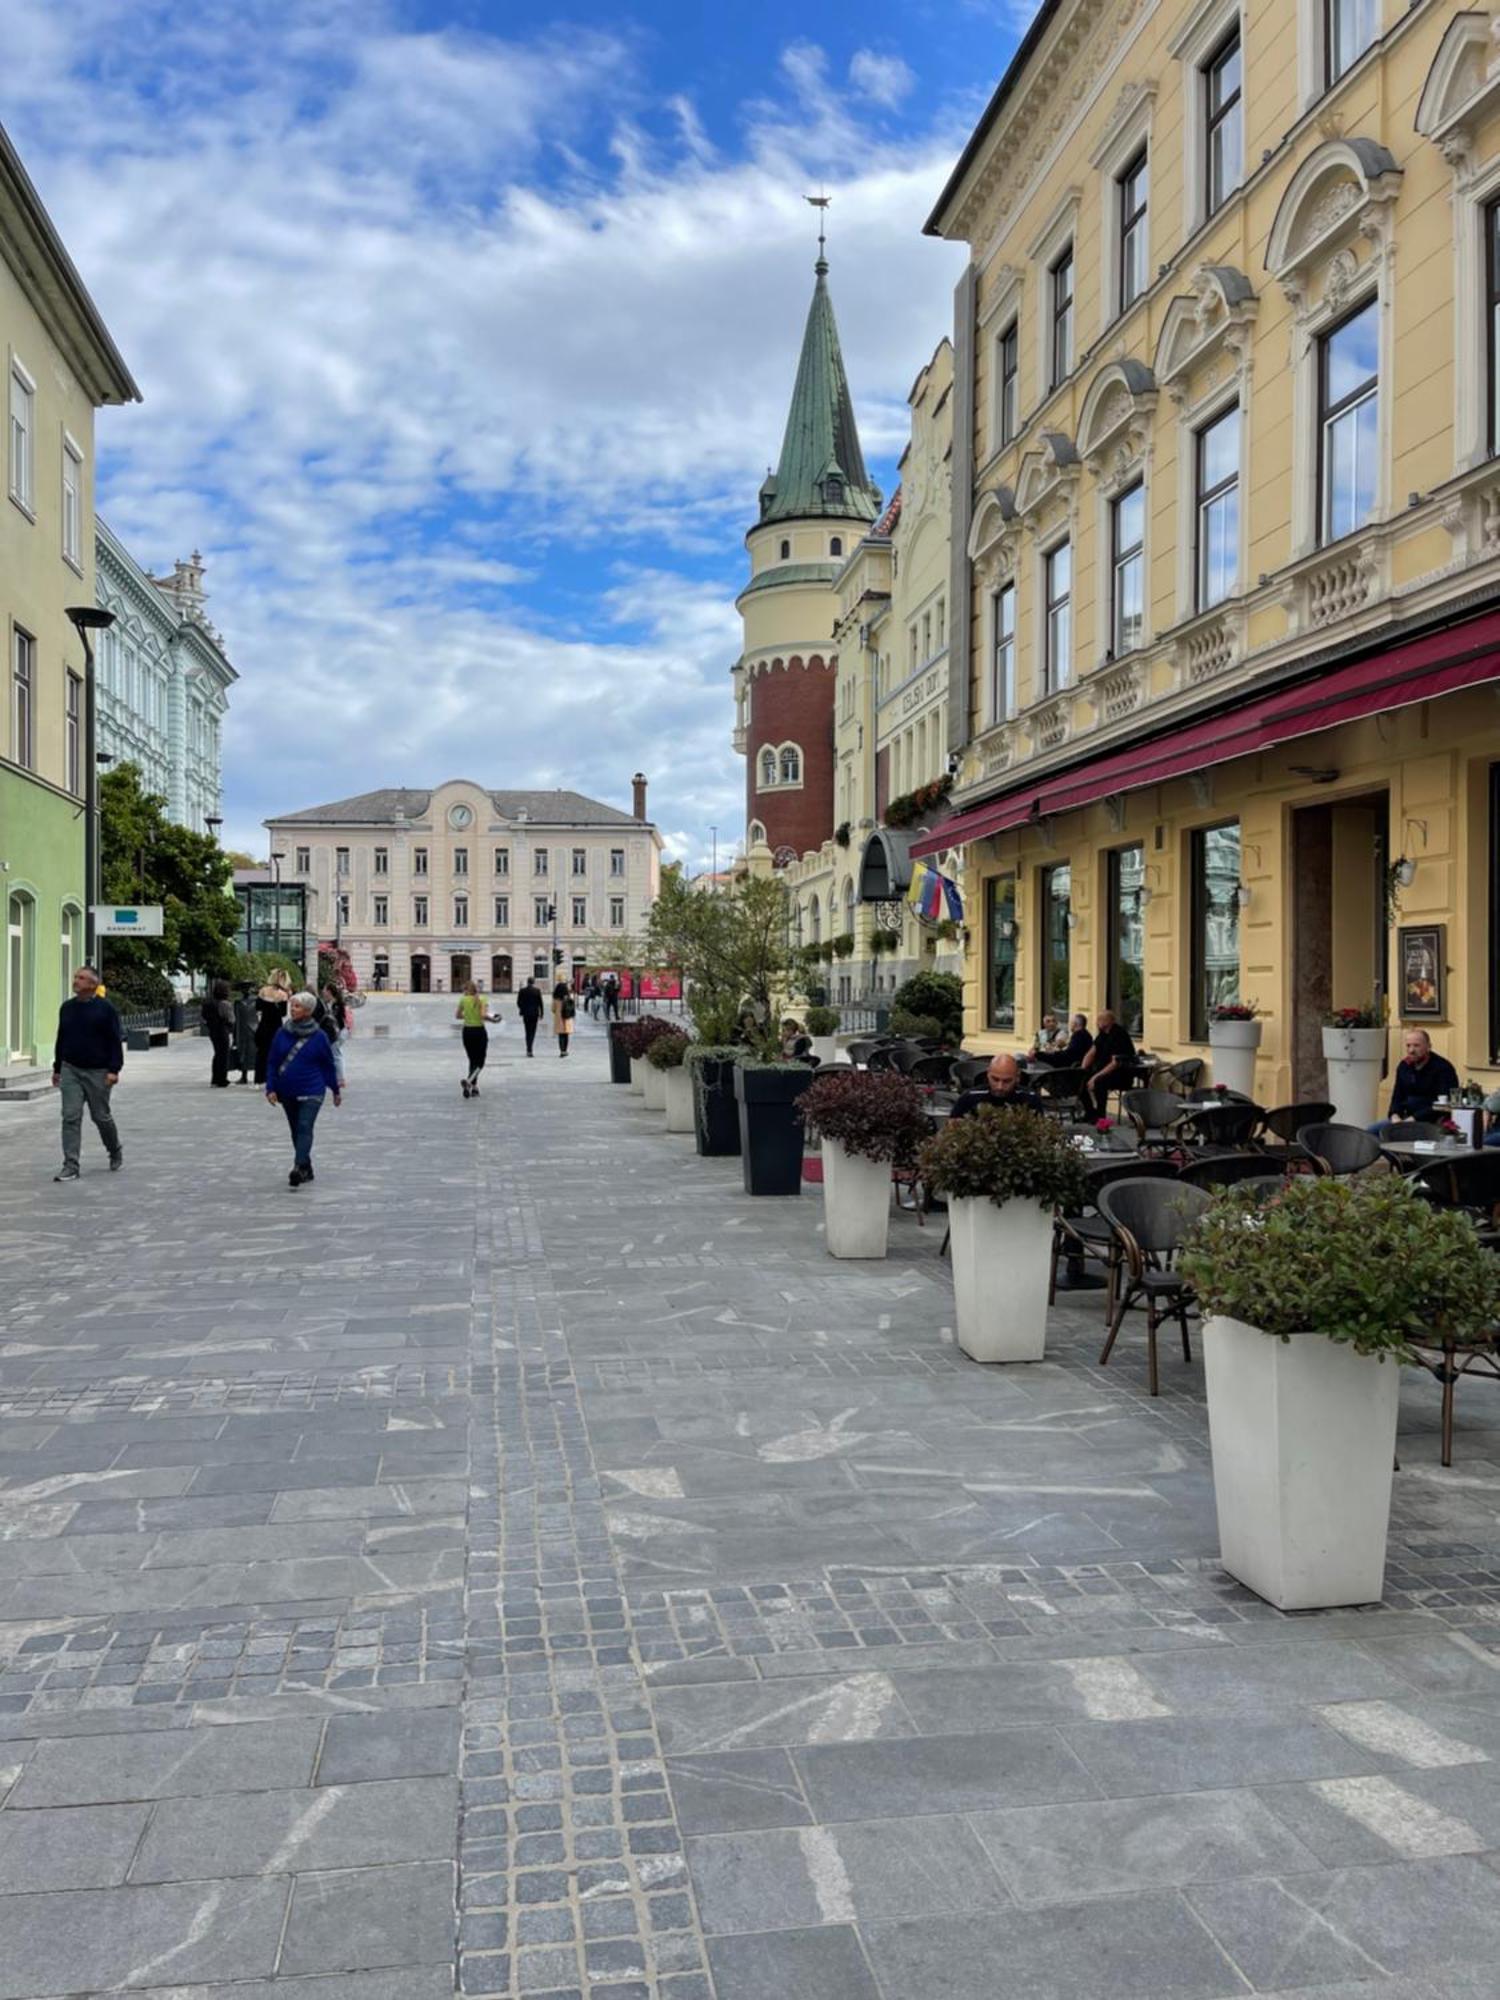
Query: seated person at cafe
1369 1028 1460 1137
779 1018 813 1060
1033 1011 1093 1070
951 1054 1044 1120
1082 1009 1136 1118
1031 1013 1069 1056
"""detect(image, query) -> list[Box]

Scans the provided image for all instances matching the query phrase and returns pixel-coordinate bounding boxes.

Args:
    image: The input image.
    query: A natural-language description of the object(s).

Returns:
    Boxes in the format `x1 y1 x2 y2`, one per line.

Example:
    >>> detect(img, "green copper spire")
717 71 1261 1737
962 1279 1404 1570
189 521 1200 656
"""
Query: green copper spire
758 254 881 528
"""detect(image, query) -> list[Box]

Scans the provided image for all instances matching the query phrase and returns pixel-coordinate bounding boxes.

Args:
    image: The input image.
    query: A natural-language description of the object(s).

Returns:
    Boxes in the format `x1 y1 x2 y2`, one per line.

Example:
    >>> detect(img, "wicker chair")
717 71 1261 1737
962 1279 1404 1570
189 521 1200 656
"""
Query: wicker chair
1180 1101 1264 1150
1121 1088 1190 1150
1151 1057 1206 1097
1049 1158 1180 1311
1256 1102 1335 1166
1178 1151 1280 1190
951 1055 992 1089
1296 1122 1387 1177
1096 1180 1214 1395
1034 1067 1090 1118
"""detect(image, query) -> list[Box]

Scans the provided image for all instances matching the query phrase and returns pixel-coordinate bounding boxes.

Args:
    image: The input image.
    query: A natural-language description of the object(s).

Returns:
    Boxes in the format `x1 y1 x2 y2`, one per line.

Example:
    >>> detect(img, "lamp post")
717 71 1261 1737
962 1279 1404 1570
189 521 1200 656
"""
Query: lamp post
205 812 223 839
65 606 116 967
269 849 285 885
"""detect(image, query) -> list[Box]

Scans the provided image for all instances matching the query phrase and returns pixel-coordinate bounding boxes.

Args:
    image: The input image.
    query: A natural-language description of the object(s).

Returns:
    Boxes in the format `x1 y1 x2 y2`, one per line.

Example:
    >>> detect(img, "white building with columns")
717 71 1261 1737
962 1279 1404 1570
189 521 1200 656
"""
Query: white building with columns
266 775 661 992
93 525 234 831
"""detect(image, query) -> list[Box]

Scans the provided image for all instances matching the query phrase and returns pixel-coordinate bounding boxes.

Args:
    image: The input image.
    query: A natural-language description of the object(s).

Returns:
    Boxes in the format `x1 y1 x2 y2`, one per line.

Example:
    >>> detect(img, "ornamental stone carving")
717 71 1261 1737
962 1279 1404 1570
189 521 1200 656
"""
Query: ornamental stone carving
1266 138 1402 305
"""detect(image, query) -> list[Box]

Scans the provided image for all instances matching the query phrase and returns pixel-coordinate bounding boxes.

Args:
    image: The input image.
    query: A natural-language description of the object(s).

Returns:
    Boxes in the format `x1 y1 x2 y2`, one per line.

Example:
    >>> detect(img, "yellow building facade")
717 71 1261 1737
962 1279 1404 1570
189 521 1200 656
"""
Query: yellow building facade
920 0 1500 1102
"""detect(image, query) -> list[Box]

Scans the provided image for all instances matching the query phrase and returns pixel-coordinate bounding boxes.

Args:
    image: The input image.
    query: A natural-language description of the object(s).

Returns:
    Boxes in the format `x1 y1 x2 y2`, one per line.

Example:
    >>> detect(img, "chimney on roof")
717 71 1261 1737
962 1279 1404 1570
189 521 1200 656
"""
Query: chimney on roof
632 773 648 821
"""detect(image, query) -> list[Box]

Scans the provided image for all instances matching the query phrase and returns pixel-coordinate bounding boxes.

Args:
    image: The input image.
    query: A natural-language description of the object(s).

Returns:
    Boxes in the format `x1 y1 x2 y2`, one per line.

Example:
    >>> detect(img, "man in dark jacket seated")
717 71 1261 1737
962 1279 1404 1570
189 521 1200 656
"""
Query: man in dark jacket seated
951 1054 1045 1120
1369 1028 1460 1137
1082 1009 1136 1119
1033 1011 1093 1070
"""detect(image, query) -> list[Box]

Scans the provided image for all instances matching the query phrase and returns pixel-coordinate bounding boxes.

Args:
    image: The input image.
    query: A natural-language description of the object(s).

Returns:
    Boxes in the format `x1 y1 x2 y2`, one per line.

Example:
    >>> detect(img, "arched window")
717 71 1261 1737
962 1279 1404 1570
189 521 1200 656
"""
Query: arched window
830 536 843 558
779 745 801 785
779 539 791 560
808 894 821 943
759 747 777 788
748 820 767 847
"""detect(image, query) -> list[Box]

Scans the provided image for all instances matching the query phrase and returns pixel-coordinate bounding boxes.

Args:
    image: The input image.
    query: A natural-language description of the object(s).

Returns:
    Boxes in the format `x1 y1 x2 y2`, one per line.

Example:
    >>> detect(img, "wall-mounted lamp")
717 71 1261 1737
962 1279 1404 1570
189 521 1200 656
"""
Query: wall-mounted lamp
1393 855 1417 889
1064 911 1079 931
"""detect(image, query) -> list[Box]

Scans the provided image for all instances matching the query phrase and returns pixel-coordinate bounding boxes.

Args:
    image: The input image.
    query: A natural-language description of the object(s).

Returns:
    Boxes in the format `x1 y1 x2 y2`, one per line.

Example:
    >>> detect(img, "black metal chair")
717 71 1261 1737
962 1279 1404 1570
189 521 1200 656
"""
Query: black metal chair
1408 1151 1500 1244
1180 1102 1264 1150
1049 1158 1180 1312
1178 1151 1280 1190
1035 1067 1090 1118
1255 1102 1336 1166
907 1054 957 1087
1296 1122 1387 1177
1121 1088 1190 1150
1095 1180 1214 1395
845 1039 882 1069
951 1055 991 1089
1150 1057 1206 1097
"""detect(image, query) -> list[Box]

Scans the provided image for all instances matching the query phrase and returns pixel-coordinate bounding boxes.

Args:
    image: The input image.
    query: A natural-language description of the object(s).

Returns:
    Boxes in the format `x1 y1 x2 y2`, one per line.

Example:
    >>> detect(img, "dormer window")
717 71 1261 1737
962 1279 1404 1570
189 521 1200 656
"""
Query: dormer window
824 474 844 504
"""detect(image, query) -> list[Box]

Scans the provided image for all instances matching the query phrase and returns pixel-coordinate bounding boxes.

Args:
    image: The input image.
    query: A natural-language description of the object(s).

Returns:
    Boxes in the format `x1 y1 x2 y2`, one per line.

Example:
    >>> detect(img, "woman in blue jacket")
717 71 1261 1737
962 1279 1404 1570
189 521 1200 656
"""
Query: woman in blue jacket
265 990 342 1187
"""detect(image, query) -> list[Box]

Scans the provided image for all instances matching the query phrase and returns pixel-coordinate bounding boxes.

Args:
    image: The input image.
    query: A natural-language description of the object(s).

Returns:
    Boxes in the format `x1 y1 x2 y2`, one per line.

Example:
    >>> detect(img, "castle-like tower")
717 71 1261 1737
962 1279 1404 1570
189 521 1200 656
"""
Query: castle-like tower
732 248 880 863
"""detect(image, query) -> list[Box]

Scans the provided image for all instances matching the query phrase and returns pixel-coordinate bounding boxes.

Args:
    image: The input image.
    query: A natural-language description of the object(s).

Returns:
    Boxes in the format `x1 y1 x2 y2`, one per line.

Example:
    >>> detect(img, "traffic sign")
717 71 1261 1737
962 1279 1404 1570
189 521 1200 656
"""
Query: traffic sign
92 905 164 936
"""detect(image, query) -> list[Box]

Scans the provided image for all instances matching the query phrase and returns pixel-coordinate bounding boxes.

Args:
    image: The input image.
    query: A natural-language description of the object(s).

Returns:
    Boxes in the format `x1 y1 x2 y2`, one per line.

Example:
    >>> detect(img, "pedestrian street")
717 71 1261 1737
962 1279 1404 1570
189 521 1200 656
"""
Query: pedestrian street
4 1005 1500 1999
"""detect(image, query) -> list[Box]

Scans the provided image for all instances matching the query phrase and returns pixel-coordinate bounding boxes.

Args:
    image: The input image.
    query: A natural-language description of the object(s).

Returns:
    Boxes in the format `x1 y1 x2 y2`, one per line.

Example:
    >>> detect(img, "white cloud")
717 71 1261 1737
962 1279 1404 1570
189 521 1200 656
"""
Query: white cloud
2 6 966 873
849 50 916 108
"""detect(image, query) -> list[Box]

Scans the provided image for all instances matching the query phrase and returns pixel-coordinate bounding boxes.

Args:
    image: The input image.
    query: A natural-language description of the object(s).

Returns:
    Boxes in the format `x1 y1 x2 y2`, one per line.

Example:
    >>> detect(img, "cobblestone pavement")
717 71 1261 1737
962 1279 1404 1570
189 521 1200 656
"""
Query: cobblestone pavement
3 1003 1500 1997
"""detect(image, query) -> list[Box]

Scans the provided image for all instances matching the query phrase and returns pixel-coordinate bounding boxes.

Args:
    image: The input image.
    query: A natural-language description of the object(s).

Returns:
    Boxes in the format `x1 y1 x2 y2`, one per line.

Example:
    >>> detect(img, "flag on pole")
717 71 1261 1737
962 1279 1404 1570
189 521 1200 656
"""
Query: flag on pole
906 863 964 925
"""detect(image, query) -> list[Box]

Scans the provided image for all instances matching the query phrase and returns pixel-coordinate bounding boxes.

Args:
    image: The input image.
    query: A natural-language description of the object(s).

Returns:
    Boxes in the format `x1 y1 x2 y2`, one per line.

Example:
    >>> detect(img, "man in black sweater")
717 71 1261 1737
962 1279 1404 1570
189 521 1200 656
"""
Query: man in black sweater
51 966 124 1181
1369 1028 1460 1137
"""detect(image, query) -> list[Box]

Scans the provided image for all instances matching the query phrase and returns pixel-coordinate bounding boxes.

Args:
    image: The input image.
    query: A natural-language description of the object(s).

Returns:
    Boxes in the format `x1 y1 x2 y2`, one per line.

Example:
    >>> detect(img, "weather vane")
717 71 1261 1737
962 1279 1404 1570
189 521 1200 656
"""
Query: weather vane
805 191 831 269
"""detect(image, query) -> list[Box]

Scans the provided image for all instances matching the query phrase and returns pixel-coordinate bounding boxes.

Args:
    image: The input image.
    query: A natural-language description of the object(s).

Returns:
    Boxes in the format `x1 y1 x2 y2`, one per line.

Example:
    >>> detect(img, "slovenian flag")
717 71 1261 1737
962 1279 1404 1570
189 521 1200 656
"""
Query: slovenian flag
907 864 964 924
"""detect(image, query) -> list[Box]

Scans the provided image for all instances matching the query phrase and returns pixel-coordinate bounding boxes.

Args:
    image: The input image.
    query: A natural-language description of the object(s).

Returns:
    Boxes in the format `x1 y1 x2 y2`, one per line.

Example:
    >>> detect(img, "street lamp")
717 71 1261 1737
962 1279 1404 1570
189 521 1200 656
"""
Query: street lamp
66 605 116 964
269 849 285 885
205 813 223 838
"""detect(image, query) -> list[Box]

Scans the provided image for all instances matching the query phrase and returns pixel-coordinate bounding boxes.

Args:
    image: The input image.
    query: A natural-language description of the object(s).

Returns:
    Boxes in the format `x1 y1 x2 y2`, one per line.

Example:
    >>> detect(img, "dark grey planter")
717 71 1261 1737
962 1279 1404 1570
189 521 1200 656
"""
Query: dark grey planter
734 1063 814 1195
693 1058 741 1156
607 1022 632 1084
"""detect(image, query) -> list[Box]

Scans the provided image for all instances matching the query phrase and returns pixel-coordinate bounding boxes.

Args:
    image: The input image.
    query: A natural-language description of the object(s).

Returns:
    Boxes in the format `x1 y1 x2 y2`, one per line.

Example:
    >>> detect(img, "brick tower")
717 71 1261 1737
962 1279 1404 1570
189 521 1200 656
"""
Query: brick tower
733 245 880 865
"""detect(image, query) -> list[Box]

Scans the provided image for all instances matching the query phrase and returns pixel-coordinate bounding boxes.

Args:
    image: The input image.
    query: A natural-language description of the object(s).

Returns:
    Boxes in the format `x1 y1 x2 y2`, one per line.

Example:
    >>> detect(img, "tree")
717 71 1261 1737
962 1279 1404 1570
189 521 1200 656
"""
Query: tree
99 763 242 1004
641 867 802 1051
223 848 261 871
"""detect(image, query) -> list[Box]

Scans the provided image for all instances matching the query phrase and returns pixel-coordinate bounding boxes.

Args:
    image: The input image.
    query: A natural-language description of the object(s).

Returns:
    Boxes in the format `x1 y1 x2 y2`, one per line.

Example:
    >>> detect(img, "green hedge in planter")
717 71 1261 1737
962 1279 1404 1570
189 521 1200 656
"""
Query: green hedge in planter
918 1105 1088 1212
1181 1175 1500 1359
685 1043 740 1069
798 1069 931 1165
805 1005 839 1036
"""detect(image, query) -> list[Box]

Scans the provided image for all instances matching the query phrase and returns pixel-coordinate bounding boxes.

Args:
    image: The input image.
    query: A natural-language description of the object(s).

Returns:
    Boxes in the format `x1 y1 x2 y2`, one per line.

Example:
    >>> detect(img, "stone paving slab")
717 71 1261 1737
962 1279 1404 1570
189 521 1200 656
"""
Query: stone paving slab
4 1004 1500 1995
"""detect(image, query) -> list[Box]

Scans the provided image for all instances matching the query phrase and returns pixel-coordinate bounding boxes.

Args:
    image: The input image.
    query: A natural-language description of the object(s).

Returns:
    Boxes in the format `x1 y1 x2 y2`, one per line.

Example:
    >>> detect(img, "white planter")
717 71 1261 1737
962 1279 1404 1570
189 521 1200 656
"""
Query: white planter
1203 1314 1400 1610
1321 1025 1387 1128
820 1140 892 1259
947 1196 1053 1364
810 1036 840 1066
642 1063 667 1112
664 1066 695 1132
1209 1018 1262 1098
628 1057 644 1096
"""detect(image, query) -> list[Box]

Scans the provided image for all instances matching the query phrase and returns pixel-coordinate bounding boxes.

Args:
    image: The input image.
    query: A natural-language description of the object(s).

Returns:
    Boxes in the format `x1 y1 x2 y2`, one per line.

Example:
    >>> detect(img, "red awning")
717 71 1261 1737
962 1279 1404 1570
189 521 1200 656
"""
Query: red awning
913 609 1500 858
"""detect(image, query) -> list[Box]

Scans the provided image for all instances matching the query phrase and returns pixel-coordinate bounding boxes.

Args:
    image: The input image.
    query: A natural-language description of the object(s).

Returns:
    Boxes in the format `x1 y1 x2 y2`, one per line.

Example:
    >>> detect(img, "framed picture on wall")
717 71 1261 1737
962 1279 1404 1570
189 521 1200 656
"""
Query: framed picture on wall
1398 924 1445 1019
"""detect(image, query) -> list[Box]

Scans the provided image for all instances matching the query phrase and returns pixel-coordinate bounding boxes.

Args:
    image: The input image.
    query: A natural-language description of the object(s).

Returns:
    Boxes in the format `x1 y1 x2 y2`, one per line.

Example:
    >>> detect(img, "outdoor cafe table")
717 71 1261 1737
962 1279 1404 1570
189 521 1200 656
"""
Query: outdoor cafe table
1381 1140 1488 1172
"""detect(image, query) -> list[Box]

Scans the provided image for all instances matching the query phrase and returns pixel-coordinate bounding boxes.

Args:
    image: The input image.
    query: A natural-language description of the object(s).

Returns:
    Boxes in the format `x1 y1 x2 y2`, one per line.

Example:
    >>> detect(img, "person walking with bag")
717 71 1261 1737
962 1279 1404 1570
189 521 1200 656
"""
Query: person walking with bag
552 977 576 1058
253 969 291 1084
455 980 499 1097
51 965 124 1181
203 979 234 1087
516 977 544 1057
265 990 342 1187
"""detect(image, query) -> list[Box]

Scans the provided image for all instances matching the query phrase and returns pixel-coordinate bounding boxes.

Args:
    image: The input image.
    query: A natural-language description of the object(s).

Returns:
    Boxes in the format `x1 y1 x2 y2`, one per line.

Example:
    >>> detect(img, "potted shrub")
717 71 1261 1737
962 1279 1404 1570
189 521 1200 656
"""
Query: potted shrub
870 927 902 956
1321 1001 1387 1127
805 1004 841 1066
918 1108 1088 1363
687 1045 742 1157
1183 1176 1500 1609
799 1070 932 1258
831 935 855 960
619 1015 674 1101
647 1027 694 1132
734 1059 816 1196
1209 1001 1262 1098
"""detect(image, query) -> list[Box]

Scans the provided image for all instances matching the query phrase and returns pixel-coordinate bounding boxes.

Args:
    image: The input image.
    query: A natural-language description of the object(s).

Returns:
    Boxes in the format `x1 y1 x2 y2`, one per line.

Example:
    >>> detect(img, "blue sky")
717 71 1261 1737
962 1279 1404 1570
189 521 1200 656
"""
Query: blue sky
4 0 1030 864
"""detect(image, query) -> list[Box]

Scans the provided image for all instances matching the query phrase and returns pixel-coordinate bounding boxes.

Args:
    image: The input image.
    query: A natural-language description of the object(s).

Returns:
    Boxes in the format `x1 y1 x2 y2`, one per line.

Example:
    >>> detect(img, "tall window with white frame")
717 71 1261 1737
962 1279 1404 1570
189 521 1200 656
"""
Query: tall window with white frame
373 894 388 926
1044 541 1072 693
609 896 625 928
61 440 82 568
12 628 34 769
1196 404 1240 608
1488 199 1500 459
65 671 80 794
991 582 1016 723
414 895 428 926
998 321 1019 446
494 895 508 927
1326 0 1377 86
1111 483 1145 656
1118 151 1149 314
8 362 33 512
453 845 468 877
1204 28 1242 217
413 846 428 876
373 845 389 876
454 894 468 928
1319 298 1378 544
295 846 310 872
1050 246 1074 388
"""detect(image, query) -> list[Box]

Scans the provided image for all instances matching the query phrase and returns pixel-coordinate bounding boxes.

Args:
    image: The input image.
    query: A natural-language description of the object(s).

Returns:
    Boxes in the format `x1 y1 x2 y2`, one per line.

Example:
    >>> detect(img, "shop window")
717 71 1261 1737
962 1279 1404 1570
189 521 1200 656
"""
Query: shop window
1041 862 1072 1018
988 876 1016 1030
1190 821 1241 1037
1107 845 1146 1036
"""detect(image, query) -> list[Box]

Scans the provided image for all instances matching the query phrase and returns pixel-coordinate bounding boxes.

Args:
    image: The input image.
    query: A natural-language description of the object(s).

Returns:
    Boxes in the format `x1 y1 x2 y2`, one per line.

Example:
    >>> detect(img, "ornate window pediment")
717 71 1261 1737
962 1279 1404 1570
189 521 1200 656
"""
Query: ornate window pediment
1076 360 1157 475
1417 13 1500 177
967 484 1018 576
1266 137 1402 302
1154 265 1258 403
1013 432 1080 526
